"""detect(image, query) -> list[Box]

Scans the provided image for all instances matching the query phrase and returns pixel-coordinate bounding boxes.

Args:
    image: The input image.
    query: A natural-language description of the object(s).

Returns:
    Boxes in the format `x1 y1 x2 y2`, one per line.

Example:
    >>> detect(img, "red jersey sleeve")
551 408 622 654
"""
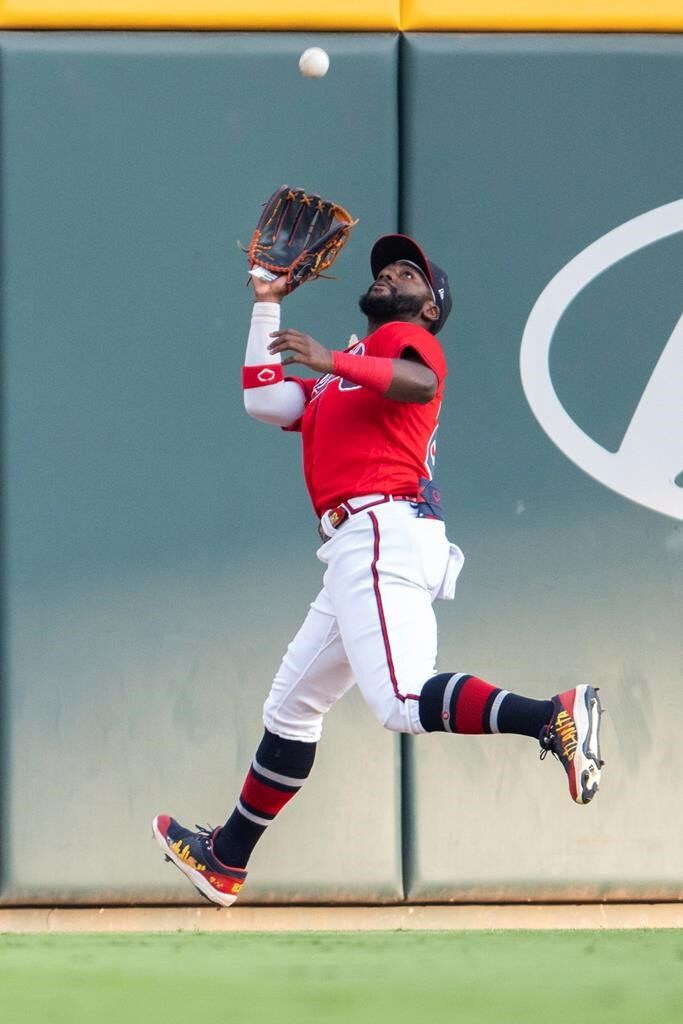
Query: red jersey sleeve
281 376 317 433
370 322 447 384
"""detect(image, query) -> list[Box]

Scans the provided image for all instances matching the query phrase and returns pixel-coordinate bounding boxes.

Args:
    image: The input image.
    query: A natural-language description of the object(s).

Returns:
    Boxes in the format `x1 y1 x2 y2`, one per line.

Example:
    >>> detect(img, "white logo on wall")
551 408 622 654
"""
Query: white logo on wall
520 199 683 522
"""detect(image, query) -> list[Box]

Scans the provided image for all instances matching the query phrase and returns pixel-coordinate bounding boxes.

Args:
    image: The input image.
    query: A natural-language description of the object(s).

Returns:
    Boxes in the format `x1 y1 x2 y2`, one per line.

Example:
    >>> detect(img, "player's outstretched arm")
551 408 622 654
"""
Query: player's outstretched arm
242 276 307 427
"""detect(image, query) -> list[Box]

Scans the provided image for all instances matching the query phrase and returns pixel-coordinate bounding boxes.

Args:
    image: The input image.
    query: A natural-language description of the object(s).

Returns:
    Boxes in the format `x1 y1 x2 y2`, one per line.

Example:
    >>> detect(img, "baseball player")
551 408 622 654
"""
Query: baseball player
153 235 603 907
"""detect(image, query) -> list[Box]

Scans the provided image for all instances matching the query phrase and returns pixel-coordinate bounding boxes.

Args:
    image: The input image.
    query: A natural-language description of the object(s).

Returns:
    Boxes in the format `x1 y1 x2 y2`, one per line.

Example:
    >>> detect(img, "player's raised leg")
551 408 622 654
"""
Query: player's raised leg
323 501 603 804
418 675 603 804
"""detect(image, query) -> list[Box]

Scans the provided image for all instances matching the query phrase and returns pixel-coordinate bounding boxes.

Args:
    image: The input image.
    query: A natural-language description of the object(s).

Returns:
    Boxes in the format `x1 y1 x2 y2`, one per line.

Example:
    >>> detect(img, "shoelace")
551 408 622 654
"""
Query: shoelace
193 823 245 876
538 726 556 762
193 824 217 841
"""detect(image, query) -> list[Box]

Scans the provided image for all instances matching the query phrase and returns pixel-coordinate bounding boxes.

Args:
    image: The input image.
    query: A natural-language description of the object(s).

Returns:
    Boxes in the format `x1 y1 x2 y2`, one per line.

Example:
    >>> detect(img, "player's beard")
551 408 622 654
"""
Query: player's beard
358 284 425 322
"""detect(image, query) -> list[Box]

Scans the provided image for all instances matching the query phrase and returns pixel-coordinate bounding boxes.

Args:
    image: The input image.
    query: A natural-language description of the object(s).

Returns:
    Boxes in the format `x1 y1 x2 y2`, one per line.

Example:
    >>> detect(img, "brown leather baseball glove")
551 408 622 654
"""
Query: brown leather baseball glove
247 185 357 292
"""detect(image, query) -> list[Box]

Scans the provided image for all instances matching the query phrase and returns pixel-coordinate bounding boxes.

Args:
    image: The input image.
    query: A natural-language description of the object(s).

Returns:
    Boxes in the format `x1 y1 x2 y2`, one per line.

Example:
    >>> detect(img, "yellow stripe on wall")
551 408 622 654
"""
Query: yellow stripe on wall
401 0 683 30
1 0 682 30
0 0 400 29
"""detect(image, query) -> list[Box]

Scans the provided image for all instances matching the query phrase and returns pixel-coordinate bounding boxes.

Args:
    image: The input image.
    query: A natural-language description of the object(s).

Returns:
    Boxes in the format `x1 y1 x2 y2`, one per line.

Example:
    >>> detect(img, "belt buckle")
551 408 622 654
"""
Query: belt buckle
319 504 349 541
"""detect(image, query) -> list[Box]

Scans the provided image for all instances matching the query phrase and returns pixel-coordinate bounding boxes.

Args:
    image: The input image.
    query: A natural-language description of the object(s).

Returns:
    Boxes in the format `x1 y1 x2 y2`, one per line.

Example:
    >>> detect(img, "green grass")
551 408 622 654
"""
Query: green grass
0 930 681 1024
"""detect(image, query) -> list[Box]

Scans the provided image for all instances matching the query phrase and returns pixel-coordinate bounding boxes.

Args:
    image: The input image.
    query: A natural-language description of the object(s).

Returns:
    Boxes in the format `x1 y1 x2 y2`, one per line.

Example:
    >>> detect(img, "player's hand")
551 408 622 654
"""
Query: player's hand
268 329 334 374
250 273 289 303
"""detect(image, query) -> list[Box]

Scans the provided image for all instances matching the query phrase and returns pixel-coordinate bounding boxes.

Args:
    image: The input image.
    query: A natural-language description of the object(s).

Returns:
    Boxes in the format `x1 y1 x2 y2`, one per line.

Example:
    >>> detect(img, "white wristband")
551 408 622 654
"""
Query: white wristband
245 303 281 367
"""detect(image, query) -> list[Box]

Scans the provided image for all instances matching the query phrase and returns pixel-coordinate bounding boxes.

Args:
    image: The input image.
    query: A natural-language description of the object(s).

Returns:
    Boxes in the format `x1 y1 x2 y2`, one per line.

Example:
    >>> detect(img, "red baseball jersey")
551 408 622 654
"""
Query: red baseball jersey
286 321 448 517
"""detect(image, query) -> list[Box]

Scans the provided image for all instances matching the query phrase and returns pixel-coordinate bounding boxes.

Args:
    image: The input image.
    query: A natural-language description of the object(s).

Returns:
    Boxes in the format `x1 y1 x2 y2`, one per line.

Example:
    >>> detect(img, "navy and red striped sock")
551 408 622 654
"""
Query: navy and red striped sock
212 729 316 869
418 672 552 738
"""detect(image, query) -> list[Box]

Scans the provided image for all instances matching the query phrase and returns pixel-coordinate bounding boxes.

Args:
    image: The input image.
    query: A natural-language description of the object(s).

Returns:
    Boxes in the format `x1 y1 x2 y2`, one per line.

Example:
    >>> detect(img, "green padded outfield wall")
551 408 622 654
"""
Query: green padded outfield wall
1 32 682 905
402 35 683 900
0 33 403 903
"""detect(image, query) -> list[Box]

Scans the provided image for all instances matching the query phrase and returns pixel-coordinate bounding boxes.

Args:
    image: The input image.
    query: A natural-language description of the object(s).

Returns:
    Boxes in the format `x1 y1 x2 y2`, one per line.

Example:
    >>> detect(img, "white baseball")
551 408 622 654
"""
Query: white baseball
298 47 330 79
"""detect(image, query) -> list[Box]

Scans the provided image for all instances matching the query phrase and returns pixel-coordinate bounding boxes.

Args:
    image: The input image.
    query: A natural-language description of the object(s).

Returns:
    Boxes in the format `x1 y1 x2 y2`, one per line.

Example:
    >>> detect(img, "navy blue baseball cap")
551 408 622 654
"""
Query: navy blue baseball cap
370 234 452 335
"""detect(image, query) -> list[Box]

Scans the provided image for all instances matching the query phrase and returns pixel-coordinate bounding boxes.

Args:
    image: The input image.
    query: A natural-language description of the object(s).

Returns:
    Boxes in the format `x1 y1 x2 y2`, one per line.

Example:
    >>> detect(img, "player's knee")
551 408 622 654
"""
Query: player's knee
375 700 419 735
262 697 323 744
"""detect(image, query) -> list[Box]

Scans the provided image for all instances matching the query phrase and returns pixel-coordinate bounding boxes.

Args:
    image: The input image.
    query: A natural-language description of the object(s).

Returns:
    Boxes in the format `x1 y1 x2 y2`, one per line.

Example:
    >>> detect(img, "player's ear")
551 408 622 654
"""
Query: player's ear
421 300 439 327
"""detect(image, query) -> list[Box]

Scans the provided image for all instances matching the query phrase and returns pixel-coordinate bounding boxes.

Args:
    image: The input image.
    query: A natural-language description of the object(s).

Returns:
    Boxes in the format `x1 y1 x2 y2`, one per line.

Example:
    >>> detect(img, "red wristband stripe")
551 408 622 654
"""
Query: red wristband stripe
242 364 284 389
332 350 393 395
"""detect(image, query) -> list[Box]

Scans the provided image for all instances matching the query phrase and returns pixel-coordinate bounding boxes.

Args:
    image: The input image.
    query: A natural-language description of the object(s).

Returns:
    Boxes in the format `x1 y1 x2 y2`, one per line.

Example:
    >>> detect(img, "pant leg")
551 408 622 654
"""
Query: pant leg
318 500 452 735
262 586 355 743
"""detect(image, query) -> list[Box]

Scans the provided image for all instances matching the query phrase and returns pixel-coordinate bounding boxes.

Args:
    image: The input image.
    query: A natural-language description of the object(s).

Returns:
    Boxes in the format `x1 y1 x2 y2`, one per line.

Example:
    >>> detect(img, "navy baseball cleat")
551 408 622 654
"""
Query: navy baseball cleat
539 685 604 805
152 814 247 907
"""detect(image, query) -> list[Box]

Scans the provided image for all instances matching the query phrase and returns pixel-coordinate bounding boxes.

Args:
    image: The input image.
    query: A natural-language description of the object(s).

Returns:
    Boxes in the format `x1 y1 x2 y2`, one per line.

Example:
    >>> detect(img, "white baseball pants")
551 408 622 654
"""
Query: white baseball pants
263 497 464 742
